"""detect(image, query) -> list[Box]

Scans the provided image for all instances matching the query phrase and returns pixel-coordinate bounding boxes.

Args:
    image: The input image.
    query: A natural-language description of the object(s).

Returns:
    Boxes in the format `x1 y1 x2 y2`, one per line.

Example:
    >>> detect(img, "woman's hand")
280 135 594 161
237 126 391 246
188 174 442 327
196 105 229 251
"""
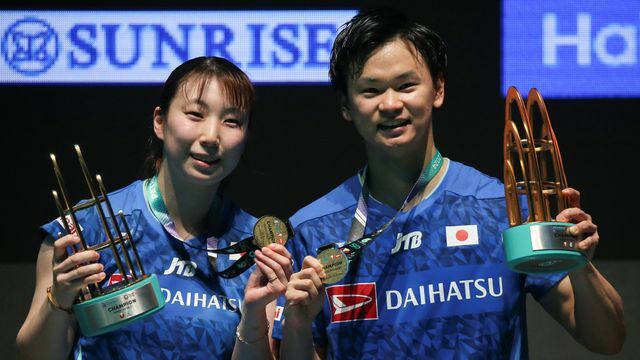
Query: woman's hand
243 243 293 311
50 234 105 308
283 256 326 327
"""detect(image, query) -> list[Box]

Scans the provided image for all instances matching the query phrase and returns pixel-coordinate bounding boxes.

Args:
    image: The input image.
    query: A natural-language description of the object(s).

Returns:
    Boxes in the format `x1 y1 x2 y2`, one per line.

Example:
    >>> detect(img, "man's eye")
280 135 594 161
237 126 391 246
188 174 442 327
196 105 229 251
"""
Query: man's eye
362 88 380 95
399 83 416 91
186 111 203 119
224 119 241 128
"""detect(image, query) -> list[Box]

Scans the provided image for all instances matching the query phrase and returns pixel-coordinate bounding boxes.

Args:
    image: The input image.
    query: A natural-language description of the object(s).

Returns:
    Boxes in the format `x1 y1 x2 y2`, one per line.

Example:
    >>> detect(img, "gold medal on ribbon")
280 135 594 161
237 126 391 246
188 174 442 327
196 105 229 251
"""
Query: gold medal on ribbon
252 215 290 249
317 247 348 284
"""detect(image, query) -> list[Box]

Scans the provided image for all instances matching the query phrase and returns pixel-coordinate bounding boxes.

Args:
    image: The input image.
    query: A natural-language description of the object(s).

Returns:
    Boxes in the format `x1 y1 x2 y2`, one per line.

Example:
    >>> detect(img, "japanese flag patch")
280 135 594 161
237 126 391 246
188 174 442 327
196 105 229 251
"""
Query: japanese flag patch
445 225 479 247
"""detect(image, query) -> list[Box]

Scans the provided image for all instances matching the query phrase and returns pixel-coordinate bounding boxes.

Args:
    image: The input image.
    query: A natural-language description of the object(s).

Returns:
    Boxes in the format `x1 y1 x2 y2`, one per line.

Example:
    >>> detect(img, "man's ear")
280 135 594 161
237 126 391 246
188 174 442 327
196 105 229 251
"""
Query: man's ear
433 74 445 109
153 106 165 140
339 95 352 122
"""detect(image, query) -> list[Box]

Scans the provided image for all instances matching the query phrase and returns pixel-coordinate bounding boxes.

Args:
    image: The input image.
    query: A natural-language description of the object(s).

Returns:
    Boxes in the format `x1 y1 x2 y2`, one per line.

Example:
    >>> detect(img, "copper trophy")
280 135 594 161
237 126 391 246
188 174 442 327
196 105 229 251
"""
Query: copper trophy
502 87 588 273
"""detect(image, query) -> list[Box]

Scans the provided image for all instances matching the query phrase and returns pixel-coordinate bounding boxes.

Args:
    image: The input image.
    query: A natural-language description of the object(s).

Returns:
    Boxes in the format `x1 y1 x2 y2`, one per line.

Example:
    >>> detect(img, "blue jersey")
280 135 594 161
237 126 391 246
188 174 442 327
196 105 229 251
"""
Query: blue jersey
273 160 565 359
41 180 256 359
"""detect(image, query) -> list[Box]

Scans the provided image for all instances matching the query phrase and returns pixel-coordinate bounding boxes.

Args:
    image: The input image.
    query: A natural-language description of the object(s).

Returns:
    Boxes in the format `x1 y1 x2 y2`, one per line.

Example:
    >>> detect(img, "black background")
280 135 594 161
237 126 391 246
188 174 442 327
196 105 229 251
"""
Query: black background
3 0 638 262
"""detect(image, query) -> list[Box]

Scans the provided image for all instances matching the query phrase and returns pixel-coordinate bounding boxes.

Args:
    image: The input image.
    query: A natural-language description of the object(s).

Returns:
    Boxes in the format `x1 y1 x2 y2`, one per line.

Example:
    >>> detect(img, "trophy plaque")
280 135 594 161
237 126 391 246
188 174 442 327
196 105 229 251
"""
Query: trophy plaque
502 87 588 273
50 145 165 336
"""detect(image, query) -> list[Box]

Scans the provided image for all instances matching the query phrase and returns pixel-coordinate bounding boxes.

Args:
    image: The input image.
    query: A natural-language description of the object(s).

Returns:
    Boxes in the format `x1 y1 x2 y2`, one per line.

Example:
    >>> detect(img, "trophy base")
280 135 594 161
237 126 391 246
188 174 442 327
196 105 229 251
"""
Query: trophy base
503 221 588 273
74 273 165 337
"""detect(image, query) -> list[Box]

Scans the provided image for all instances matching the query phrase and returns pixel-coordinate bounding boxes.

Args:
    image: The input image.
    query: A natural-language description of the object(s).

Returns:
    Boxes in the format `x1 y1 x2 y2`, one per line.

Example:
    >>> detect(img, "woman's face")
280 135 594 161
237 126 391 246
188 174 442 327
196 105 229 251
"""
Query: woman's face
153 76 249 187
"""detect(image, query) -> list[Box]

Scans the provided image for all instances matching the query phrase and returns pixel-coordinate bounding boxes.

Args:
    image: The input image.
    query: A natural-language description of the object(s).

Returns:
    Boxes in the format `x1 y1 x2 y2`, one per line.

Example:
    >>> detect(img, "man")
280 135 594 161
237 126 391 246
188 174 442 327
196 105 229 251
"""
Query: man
273 7 625 359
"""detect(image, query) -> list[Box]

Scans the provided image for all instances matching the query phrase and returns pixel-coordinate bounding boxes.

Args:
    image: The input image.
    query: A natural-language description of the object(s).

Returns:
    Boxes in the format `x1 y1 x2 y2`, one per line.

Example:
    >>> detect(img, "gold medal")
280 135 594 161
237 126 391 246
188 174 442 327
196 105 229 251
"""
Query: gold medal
253 215 290 249
317 247 348 284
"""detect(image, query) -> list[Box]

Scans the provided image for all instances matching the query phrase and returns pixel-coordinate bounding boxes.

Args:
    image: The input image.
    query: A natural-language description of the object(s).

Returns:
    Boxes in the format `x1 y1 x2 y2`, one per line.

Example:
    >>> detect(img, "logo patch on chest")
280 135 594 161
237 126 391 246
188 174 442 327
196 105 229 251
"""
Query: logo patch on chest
326 283 378 323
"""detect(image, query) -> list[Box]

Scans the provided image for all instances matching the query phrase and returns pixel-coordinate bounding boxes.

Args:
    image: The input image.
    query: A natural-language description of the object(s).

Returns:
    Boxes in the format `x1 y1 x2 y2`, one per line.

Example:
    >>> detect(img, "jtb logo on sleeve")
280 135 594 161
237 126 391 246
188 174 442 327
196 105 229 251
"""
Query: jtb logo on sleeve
325 283 378 323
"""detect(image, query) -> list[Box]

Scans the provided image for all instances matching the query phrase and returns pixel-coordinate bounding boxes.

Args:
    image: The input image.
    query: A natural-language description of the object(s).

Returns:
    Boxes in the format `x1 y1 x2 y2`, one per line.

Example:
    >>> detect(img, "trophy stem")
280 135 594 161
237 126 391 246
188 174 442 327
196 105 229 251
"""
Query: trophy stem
97 175 139 281
74 145 130 285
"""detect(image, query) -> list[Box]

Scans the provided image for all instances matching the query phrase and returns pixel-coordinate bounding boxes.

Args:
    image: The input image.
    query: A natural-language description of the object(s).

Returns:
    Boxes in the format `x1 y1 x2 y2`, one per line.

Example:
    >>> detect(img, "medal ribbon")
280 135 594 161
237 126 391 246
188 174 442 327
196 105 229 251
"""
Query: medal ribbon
328 150 444 261
144 176 262 278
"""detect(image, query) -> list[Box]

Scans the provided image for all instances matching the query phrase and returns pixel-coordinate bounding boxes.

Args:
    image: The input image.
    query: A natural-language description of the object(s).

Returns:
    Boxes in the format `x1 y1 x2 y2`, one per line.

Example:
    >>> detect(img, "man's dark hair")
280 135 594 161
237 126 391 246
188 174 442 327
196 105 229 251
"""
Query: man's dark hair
329 7 448 98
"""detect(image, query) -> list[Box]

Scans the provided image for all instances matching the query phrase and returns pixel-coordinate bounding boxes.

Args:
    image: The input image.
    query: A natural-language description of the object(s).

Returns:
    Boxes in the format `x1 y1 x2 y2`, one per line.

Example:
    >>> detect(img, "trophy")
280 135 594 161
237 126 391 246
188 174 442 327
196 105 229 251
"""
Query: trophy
502 87 588 273
50 145 165 336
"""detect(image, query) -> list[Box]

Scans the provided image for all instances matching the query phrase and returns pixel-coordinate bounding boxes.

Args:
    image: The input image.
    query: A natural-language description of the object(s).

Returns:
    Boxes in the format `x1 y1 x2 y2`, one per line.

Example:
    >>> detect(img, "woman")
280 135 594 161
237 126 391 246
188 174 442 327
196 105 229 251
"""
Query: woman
17 56 291 359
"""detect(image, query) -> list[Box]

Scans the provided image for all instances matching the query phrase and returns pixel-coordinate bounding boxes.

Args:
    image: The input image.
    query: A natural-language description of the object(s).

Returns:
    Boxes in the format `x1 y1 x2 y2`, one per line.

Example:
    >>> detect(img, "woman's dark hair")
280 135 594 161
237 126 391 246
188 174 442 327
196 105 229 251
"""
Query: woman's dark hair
329 7 447 99
143 56 255 177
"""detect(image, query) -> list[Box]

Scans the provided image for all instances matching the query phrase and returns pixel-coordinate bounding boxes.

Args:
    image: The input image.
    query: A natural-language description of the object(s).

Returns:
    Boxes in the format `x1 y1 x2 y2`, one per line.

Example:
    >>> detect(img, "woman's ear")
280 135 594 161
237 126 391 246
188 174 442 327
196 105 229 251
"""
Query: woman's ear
153 107 165 140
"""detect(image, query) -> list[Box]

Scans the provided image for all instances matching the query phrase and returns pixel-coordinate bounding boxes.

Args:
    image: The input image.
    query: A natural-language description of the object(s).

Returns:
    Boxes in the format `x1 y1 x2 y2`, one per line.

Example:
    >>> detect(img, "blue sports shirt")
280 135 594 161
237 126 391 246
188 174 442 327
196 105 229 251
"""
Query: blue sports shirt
41 180 256 359
273 160 566 359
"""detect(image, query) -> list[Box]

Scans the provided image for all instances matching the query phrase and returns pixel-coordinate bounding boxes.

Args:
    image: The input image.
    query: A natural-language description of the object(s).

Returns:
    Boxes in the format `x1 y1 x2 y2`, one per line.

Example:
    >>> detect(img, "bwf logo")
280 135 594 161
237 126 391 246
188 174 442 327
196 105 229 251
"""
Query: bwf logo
325 283 378 323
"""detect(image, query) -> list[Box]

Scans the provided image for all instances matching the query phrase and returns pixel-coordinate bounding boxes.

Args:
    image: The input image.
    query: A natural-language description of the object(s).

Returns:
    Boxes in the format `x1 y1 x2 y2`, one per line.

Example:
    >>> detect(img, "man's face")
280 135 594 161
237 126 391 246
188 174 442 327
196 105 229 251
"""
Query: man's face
343 38 444 155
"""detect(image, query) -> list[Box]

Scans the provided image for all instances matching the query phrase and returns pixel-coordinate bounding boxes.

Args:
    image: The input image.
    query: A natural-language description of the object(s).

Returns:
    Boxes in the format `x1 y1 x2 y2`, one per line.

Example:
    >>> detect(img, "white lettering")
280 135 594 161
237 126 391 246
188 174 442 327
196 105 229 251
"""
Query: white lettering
208 294 221 309
543 13 591 66
228 298 240 312
163 257 180 275
163 257 197 277
385 277 505 310
391 231 422 254
193 292 207 308
488 277 504 297
161 288 171 302
160 288 241 312
410 232 422 249
386 290 402 310
403 288 419 308
171 290 184 306
459 279 473 300
594 24 636 66
446 281 462 302
428 283 445 303
543 13 637 67
474 278 487 299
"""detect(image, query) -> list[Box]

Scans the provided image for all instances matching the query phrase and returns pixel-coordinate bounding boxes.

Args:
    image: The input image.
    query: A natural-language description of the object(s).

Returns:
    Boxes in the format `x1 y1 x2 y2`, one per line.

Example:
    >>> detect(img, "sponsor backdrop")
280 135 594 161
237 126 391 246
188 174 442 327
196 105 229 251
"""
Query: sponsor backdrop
2 1 638 358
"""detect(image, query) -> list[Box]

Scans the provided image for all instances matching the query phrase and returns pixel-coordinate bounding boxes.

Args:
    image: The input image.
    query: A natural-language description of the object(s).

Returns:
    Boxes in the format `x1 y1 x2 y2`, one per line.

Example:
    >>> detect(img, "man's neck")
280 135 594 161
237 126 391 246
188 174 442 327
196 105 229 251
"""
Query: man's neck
365 139 442 210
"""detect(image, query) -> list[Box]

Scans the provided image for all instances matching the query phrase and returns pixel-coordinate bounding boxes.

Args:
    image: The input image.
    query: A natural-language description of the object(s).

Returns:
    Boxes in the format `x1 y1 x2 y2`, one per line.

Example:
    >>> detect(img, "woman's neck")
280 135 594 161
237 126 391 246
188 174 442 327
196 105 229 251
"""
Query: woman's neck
156 165 220 240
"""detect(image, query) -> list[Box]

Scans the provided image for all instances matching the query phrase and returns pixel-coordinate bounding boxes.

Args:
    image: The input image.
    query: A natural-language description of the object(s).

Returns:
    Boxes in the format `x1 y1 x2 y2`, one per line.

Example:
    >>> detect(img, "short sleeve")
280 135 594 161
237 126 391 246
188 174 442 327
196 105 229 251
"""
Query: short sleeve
524 271 567 301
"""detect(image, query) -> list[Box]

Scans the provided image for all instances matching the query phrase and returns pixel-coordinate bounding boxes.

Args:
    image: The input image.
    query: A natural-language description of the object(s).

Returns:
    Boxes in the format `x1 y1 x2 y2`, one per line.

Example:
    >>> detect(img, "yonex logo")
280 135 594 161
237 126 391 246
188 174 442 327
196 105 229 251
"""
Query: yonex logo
2 17 59 75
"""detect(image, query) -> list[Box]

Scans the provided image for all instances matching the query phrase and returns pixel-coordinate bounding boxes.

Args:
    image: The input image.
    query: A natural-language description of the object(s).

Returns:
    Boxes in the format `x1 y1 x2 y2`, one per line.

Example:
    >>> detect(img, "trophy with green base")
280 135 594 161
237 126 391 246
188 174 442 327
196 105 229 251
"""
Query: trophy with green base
502 87 588 273
50 145 165 336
